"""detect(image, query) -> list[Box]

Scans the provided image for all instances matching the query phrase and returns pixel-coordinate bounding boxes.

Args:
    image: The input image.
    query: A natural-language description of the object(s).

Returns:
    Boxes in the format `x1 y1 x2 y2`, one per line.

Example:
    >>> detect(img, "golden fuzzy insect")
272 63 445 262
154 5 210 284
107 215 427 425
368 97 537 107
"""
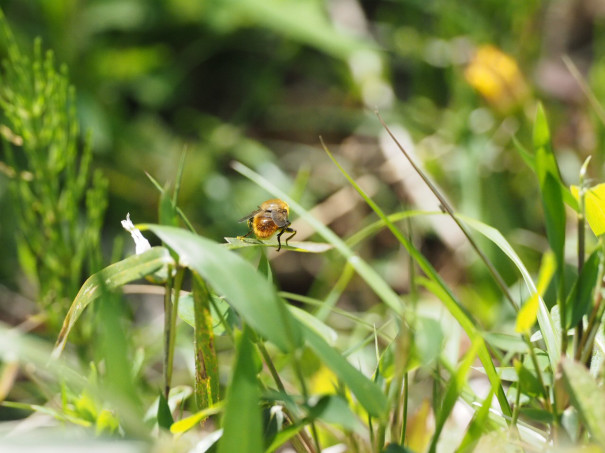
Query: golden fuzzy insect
238 198 296 251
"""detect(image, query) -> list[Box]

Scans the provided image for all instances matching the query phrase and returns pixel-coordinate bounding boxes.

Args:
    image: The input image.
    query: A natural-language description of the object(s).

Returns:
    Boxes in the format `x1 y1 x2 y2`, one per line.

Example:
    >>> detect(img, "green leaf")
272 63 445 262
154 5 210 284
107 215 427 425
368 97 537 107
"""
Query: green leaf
307 395 364 433
514 359 543 398
157 392 174 430
218 327 263 453
561 358 605 447
533 103 553 157
566 248 600 329
539 172 566 271
224 236 333 253
144 225 303 352
302 323 388 418
516 252 555 333
52 247 174 358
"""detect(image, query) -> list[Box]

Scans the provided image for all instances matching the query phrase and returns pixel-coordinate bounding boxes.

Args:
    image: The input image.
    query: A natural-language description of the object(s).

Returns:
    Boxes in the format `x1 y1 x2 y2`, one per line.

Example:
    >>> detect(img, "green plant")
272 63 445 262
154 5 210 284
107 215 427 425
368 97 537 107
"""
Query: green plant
0 10 107 328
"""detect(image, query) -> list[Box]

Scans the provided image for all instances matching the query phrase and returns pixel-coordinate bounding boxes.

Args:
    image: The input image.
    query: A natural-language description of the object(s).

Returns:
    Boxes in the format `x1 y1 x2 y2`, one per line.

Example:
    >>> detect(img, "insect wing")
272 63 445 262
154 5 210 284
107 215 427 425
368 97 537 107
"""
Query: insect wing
271 209 289 227
238 207 262 223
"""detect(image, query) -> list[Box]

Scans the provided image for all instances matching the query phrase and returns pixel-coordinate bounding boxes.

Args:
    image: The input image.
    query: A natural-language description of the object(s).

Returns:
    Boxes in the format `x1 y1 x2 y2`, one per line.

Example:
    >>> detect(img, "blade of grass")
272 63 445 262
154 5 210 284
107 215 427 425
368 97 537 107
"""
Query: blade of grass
231 158 511 418
231 161 404 315
52 247 174 358
428 337 481 453
143 225 303 352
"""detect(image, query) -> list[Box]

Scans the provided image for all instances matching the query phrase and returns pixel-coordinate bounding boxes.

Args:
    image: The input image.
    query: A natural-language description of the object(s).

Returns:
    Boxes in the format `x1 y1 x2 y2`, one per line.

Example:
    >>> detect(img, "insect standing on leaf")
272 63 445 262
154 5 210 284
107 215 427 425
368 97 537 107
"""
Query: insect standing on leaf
238 198 297 252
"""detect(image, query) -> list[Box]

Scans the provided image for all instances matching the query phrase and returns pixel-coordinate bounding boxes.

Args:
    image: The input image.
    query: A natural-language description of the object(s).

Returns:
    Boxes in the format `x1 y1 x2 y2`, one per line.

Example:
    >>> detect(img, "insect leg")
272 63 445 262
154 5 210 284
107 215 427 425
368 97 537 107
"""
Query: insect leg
284 228 296 246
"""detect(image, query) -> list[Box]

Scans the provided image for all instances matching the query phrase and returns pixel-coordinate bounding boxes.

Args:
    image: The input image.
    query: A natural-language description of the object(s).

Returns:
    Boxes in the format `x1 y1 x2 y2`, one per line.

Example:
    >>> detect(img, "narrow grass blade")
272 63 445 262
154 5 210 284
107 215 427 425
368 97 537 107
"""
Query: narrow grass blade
456 389 495 452
231 161 511 418
561 358 605 447
460 215 560 365
144 225 303 352
231 161 404 315
303 323 388 417
224 237 332 253
218 327 263 453
53 247 174 358
429 337 481 453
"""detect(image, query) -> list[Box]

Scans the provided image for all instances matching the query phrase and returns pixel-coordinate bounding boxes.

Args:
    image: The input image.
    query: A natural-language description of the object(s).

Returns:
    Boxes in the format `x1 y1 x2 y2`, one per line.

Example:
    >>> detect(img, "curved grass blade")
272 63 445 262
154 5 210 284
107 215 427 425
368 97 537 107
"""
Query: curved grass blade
231 161 510 417
303 323 388 417
144 225 303 352
231 161 404 315
460 215 560 365
52 247 174 358
428 337 481 453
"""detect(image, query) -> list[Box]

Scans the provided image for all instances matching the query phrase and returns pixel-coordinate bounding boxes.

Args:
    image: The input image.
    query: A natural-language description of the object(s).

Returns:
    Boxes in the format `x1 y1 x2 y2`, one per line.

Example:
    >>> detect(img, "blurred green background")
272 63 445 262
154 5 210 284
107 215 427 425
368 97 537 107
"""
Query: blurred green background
1 0 603 326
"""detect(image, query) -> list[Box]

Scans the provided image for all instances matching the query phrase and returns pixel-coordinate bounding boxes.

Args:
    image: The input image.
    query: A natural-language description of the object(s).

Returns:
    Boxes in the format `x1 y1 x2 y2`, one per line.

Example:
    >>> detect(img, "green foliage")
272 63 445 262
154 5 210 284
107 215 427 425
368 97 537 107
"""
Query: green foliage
0 10 107 326
4 1 605 452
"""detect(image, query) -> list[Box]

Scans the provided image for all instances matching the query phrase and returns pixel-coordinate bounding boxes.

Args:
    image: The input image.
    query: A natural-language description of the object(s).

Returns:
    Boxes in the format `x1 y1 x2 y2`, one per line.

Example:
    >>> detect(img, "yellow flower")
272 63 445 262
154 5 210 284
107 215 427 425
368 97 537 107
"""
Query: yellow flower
465 45 529 113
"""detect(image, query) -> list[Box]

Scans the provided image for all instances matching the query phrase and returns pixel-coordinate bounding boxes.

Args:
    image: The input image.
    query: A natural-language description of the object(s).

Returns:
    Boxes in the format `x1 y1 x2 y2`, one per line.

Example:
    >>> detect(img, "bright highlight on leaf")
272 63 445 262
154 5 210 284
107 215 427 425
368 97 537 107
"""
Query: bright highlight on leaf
571 183 605 236
516 252 555 333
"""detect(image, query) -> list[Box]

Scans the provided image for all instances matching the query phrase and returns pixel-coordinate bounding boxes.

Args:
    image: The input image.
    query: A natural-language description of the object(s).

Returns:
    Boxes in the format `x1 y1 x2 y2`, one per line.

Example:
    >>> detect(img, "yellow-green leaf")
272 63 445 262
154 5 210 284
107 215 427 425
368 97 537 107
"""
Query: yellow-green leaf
516 252 555 333
571 183 605 236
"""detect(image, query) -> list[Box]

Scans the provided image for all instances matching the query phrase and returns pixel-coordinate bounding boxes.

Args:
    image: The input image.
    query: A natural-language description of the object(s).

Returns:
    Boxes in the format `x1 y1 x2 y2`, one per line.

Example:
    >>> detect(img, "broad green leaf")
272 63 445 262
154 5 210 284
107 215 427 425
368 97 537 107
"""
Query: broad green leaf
307 395 364 433
565 248 600 329
52 247 174 358
144 225 303 352
571 183 605 236
561 358 605 447
538 172 566 270
516 252 555 333
157 392 174 430
218 327 263 453
530 104 577 211
514 359 543 397
484 333 528 354
303 323 388 418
